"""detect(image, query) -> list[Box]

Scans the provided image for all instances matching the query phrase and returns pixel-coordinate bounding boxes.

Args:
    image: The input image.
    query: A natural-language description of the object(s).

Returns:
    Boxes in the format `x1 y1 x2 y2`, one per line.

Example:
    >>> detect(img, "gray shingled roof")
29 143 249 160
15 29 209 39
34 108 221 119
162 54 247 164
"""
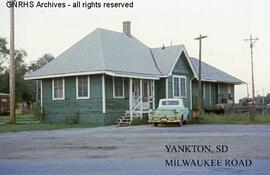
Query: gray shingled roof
152 44 243 84
25 28 161 79
151 45 185 75
25 28 243 84
189 57 244 84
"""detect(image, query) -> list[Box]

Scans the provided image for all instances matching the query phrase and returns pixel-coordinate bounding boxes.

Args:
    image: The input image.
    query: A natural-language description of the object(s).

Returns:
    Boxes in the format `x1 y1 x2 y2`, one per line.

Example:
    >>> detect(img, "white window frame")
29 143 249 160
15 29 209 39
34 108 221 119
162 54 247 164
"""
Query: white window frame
172 75 187 98
52 78 65 100
76 76 90 99
113 77 125 98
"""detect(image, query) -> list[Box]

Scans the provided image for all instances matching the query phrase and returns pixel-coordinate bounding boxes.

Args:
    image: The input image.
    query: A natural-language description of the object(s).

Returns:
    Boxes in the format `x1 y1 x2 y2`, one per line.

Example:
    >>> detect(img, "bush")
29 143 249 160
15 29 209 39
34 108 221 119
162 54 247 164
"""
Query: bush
131 116 148 125
64 112 80 124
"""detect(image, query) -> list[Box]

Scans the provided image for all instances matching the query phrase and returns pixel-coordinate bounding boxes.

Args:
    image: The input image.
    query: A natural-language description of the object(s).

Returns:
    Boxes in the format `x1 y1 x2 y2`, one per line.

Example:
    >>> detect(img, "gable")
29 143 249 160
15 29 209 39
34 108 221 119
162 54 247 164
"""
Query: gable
172 52 194 77
151 45 197 77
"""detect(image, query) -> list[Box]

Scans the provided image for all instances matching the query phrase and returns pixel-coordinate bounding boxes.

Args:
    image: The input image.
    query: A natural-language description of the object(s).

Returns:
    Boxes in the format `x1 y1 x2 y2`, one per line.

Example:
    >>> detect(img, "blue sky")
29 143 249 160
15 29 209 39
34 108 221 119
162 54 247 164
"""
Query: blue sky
0 0 270 101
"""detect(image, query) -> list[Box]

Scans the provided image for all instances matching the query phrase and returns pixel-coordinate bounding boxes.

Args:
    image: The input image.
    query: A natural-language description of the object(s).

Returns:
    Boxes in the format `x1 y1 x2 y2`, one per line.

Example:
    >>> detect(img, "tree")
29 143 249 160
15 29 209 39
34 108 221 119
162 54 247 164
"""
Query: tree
28 53 54 72
0 37 9 72
0 36 55 103
28 53 54 102
0 37 9 93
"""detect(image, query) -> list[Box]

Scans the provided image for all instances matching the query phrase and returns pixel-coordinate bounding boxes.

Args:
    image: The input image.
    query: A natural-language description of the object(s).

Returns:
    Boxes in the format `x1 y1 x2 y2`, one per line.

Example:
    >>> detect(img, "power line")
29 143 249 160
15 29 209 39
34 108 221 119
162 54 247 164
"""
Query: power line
244 35 259 100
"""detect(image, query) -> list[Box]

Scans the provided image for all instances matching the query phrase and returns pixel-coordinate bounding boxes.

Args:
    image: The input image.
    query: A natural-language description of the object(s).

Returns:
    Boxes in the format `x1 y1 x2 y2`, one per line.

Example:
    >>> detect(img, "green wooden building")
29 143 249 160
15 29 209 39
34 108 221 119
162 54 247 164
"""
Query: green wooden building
25 22 243 125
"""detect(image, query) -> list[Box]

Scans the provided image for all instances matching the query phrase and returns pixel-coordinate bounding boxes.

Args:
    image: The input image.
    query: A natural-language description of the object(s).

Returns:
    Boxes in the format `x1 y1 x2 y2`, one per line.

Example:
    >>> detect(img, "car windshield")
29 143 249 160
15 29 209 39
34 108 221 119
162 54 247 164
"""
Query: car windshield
161 100 179 106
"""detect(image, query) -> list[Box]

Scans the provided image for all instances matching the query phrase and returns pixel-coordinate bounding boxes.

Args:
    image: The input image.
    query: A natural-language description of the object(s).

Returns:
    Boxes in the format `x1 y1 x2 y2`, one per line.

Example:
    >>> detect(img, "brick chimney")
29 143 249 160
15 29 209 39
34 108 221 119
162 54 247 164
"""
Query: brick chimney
123 21 131 37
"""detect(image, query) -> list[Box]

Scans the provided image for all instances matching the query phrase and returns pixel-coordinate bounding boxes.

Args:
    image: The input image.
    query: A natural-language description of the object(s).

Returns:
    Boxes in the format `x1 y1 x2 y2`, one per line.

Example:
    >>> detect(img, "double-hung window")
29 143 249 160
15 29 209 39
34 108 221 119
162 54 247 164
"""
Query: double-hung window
76 76 90 99
173 75 187 98
52 78 65 100
113 77 124 98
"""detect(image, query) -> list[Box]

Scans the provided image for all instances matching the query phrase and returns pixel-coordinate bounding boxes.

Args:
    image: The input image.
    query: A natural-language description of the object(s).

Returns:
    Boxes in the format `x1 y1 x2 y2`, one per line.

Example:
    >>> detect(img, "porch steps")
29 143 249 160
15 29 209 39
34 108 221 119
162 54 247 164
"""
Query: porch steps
117 115 131 126
117 110 144 126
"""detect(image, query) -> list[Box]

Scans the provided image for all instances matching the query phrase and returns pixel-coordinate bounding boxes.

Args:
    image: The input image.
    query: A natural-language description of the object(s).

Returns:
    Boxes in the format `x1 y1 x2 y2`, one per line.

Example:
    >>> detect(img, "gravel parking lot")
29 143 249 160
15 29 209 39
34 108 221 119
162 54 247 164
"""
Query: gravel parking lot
0 124 270 175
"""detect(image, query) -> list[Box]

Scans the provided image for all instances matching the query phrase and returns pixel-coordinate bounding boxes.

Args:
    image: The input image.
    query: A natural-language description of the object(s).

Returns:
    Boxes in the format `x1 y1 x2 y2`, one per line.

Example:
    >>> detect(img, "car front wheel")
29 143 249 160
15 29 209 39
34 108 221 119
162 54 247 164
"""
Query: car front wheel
154 123 158 127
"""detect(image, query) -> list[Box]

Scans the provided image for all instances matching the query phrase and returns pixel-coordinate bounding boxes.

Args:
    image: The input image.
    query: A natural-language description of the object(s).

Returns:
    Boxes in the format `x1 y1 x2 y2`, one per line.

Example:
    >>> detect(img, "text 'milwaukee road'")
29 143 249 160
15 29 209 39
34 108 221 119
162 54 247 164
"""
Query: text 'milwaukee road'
164 144 253 167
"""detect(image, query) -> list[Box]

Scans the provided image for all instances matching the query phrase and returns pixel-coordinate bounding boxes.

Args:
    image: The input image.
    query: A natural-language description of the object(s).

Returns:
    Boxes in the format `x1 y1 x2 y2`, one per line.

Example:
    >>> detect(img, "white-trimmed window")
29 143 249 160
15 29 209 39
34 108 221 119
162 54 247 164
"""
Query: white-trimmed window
52 78 65 100
76 76 90 99
173 75 187 98
113 77 124 98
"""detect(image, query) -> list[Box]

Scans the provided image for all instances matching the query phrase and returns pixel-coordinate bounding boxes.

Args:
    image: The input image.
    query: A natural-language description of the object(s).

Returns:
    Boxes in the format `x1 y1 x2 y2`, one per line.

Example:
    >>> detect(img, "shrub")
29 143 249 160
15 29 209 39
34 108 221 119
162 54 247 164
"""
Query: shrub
131 116 148 125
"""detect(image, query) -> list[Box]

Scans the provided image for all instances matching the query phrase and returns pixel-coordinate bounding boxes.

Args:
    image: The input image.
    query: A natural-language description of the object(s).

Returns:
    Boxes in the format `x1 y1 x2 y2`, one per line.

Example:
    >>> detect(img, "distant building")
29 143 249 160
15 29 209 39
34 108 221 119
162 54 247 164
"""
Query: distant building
0 93 10 115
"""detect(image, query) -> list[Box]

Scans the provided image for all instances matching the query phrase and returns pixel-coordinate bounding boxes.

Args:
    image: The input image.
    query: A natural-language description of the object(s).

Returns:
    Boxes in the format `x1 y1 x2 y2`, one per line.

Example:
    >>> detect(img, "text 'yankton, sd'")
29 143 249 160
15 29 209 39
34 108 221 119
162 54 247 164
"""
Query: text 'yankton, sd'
165 145 229 153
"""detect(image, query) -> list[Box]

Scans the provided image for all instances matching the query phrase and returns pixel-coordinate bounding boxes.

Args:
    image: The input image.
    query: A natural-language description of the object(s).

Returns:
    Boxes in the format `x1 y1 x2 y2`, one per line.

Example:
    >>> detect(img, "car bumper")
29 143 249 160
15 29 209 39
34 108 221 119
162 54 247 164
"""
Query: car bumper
148 119 181 124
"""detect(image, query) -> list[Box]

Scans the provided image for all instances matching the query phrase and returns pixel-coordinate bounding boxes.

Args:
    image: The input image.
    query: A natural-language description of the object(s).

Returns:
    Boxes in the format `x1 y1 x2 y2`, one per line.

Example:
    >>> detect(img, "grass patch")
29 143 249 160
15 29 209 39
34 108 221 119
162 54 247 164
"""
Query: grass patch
0 114 96 133
131 117 149 126
0 114 36 125
191 111 270 125
0 123 96 133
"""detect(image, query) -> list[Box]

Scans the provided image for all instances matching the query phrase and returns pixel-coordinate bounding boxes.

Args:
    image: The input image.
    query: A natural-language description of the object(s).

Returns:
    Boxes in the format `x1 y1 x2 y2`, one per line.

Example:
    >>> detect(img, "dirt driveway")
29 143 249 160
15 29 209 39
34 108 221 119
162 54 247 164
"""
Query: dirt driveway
0 124 270 175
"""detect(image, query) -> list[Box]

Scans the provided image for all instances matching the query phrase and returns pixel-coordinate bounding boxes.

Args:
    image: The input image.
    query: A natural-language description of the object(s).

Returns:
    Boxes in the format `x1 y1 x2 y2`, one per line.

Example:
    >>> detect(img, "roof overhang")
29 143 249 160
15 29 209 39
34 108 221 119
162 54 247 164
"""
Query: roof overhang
25 70 160 80
199 79 245 85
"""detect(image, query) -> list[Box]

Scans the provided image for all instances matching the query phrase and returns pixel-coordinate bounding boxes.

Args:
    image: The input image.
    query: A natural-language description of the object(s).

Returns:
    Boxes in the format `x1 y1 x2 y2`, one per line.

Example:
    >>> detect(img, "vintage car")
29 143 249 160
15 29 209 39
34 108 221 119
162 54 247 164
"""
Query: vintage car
148 98 190 127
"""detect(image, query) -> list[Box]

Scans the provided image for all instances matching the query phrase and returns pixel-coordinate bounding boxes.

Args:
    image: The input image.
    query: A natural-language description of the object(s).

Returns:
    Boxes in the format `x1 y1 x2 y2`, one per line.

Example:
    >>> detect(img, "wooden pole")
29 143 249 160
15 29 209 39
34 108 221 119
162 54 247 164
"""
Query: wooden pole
9 3 16 124
244 35 258 101
194 35 207 118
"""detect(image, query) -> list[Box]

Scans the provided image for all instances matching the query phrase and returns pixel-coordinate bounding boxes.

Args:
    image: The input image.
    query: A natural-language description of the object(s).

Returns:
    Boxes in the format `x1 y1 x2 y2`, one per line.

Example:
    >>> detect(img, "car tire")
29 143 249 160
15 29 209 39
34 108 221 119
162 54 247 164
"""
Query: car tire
154 123 158 127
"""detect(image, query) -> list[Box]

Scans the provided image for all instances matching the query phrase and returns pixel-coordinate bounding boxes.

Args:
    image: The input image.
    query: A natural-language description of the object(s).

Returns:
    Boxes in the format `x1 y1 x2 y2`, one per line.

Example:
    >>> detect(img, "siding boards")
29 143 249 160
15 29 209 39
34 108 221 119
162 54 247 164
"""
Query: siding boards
155 78 166 108
211 83 218 105
42 74 129 125
105 75 129 115
169 52 193 109
192 81 235 109
204 82 211 108
43 75 105 125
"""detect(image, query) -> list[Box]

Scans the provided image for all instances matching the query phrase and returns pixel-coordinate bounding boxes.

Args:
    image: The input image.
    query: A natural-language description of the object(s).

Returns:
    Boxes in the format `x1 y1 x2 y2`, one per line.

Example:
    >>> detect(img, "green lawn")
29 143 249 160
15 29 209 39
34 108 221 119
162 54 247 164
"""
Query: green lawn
0 114 37 125
0 114 96 133
1 112 270 133
191 111 270 125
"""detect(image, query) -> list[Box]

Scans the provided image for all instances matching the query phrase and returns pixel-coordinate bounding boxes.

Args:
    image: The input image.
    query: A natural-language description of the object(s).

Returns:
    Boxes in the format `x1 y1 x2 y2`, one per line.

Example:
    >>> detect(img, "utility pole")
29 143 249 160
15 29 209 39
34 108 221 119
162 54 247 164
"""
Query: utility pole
194 34 207 118
246 83 249 98
244 35 258 101
9 2 16 124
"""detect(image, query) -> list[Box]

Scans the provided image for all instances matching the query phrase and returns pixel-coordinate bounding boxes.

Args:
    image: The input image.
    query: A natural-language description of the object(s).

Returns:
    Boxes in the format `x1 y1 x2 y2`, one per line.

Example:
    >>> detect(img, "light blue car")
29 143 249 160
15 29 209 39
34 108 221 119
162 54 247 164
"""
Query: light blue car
148 98 190 127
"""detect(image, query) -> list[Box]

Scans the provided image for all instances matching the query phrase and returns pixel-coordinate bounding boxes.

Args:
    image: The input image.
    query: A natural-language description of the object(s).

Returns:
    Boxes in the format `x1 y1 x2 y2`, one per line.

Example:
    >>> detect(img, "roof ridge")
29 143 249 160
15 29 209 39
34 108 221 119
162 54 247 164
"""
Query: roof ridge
97 29 106 70
149 49 163 75
151 44 184 50
96 27 126 36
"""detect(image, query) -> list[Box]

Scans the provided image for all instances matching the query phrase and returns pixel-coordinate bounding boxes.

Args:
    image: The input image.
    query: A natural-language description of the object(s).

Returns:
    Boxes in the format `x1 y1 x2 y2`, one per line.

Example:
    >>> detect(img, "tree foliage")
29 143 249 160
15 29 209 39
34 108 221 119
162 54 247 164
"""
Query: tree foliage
0 38 9 72
0 37 54 102
28 53 54 72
